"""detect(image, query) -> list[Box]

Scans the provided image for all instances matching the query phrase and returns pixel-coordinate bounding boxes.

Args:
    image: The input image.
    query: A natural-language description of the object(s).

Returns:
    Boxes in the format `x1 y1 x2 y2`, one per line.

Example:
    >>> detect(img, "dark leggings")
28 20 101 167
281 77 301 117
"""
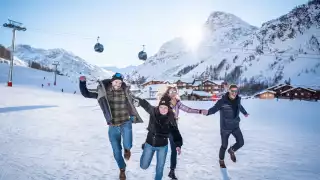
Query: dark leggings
169 134 177 169
219 127 244 160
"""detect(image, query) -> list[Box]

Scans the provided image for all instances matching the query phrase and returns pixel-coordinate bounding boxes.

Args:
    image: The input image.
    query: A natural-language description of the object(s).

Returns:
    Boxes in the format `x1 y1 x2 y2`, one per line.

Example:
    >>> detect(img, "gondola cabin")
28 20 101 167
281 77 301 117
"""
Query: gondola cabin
138 51 147 61
94 43 104 53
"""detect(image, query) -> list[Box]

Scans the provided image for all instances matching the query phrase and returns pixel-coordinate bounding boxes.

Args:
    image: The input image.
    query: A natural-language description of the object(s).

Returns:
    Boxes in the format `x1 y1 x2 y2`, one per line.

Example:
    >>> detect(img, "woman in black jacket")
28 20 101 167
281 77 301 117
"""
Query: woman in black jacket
135 95 183 180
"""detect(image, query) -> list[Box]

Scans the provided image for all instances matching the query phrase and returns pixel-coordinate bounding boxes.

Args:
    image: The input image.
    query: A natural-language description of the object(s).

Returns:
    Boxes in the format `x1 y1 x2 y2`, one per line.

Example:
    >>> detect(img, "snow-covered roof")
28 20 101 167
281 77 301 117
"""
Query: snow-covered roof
192 91 212 97
253 90 276 97
274 84 293 90
193 80 203 86
142 84 167 91
266 84 284 90
205 80 224 85
281 87 317 94
174 78 194 84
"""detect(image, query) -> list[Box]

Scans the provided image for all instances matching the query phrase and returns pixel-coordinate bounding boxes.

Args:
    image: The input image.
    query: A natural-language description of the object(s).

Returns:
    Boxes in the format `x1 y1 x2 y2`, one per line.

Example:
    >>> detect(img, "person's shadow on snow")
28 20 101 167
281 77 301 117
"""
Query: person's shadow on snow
0 105 58 113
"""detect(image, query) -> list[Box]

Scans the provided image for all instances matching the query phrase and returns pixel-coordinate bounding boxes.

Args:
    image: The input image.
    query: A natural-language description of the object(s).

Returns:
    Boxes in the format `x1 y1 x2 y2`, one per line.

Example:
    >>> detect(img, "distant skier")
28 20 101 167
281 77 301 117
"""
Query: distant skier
79 73 143 180
134 95 183 180
41 84 44 88
202 84 249 168
157 84 205 179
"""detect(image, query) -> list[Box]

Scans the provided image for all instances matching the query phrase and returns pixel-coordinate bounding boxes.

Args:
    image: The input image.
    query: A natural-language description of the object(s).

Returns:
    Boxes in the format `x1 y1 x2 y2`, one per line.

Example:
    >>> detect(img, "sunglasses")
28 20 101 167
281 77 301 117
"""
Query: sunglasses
113 72 124 79
169 90 177 94
230 90 238 93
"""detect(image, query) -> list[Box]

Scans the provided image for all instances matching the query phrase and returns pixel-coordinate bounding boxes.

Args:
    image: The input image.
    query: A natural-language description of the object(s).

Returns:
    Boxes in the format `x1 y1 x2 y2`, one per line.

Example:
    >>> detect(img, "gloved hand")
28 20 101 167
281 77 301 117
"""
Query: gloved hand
129 116 135 122
133 98 140 107
79 76 86 82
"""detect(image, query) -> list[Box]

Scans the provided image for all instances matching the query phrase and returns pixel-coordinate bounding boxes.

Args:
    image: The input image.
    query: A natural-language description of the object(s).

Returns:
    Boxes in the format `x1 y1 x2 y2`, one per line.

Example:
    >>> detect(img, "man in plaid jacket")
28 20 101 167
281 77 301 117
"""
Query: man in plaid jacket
79 72 143 180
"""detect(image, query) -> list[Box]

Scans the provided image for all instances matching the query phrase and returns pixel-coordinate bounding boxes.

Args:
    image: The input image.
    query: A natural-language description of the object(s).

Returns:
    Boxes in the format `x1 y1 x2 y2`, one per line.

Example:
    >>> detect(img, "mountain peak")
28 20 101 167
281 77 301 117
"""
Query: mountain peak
205 11 257 31
201 11 258 47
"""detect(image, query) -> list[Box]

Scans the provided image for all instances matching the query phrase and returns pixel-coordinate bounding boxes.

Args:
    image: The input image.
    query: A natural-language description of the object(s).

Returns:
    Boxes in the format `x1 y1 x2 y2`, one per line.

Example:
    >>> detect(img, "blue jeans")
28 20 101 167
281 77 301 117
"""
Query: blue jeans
169 134 177 169
108 120 132 169
140 143 168 180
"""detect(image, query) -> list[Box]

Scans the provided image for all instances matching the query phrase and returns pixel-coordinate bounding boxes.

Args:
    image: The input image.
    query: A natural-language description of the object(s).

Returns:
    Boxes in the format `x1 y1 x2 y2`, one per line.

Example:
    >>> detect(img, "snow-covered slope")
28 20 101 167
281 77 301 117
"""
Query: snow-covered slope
130 0 320 88
0 63 81 93
0 57 28 66
0 84 320 179
11 45 113 83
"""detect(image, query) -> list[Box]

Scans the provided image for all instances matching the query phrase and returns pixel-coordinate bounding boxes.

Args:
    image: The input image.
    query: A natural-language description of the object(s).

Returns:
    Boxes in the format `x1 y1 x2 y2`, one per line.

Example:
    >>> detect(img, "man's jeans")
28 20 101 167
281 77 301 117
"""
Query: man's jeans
140 143 168 180
108 120 132 169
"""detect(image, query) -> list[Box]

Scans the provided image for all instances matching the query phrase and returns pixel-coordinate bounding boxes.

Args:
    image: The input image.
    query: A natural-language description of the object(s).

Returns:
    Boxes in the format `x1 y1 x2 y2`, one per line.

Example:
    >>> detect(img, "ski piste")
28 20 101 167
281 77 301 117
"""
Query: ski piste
220 168 231 180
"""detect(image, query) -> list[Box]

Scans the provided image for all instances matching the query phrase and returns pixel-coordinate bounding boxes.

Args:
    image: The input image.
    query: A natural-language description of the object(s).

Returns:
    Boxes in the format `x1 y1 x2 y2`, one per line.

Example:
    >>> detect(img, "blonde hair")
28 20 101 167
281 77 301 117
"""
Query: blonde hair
156 84 180 103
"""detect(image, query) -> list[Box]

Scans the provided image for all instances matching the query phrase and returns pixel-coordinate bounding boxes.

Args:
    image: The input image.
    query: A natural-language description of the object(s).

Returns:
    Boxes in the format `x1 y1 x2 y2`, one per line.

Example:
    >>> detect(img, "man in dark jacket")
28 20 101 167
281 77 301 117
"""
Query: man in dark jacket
79 72 143 180
203 84 249 168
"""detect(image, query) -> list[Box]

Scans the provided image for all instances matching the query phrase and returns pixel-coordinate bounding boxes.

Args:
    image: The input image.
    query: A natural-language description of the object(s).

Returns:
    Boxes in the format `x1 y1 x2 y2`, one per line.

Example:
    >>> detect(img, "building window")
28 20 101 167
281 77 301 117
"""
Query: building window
295 93 297 96
287 93 290 96
301 93 304 96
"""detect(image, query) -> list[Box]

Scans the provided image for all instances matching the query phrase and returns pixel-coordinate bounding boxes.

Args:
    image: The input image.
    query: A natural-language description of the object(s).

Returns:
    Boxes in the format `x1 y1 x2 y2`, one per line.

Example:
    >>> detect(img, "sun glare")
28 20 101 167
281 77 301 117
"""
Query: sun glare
182 26 203 50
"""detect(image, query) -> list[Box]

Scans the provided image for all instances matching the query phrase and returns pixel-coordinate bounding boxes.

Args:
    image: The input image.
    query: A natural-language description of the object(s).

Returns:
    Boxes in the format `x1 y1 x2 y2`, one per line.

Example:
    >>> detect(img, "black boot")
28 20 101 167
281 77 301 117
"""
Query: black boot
228 148 236 162
219 160 226 168
168 169 178 179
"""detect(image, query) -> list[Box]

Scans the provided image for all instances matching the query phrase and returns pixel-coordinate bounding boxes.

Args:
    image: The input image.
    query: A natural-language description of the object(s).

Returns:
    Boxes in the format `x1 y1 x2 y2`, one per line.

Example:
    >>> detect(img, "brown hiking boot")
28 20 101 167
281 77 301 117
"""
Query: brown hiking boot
119 168 126 180
228 148 236 162
124 149 131 160
219 160 226 168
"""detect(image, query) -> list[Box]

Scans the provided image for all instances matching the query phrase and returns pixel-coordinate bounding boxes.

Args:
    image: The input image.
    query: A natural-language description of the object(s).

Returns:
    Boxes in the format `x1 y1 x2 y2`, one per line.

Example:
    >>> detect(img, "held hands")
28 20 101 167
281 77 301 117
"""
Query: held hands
176 147 181 155
200 109 208 115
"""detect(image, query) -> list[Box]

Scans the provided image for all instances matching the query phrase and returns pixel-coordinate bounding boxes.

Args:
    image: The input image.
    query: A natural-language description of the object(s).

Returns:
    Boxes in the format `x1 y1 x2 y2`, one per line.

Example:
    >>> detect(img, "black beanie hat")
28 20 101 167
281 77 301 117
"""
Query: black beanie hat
159 95 171 108
111 72 124 82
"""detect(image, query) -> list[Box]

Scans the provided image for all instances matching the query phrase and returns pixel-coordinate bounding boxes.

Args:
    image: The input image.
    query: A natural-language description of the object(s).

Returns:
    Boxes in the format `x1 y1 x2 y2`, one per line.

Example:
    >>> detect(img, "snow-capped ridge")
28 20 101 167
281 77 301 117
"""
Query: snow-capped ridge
129 0 320 92
12 44 113 83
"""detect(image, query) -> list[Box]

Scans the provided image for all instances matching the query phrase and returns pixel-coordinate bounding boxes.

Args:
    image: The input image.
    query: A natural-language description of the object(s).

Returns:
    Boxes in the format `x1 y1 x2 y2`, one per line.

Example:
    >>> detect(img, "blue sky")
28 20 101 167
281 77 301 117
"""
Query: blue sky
0 0 309 68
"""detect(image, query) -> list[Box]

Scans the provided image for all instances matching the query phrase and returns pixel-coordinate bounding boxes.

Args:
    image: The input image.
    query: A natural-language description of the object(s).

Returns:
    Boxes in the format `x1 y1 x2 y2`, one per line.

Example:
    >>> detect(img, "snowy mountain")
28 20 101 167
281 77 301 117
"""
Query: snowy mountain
10 44 113 83
130 0 320 89
102 65 136 74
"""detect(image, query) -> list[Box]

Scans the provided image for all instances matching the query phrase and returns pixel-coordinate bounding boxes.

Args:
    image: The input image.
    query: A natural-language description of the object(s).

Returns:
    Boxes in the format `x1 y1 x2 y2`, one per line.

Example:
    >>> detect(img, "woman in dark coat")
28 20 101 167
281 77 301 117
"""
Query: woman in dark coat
135 95 183 180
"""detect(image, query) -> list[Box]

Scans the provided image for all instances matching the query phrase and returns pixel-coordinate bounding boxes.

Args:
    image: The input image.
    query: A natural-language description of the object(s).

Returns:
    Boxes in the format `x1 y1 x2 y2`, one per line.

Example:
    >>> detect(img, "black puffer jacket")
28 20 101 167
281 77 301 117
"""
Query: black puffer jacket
136 98 183 148
207 92 248 130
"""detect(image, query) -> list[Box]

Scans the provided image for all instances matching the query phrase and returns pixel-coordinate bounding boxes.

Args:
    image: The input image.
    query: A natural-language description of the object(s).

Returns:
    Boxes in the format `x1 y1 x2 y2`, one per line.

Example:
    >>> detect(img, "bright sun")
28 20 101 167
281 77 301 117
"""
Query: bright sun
182 26 203 50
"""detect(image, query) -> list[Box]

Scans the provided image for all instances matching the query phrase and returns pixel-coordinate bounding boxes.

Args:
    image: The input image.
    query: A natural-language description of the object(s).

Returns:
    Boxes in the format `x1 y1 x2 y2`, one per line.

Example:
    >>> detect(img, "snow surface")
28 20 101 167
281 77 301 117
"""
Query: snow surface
0 85 320 180
0 63 320 179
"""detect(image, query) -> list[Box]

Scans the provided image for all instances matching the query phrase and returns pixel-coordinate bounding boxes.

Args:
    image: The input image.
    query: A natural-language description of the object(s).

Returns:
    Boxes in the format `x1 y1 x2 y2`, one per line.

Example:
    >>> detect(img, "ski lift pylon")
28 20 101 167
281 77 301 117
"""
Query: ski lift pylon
138 45 147 61
94 36 104 53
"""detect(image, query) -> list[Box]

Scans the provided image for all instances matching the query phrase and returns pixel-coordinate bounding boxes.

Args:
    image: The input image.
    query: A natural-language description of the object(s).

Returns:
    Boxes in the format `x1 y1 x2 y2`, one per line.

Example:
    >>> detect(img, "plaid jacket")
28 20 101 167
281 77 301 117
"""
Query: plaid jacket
79 79 144 125
106 88 130 126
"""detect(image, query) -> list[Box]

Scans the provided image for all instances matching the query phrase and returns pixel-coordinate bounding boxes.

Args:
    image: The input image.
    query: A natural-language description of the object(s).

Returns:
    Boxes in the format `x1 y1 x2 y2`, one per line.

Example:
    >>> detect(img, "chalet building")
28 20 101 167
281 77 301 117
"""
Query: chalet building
175 79 227 93
142 80 166 87
0 45 11 60
266 84 285 91
281 87 318 101
141 79 227 94
180 90 212 101
312 90 320 101
254 90 276 99
269 84 294 98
